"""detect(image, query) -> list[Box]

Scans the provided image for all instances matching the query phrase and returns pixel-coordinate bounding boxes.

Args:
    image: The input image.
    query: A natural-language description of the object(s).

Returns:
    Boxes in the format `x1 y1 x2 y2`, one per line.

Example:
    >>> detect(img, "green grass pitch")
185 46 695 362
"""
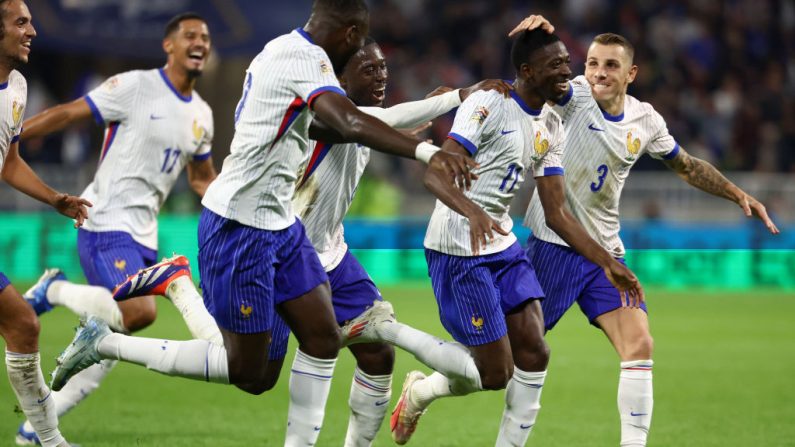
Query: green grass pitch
2 286 794 446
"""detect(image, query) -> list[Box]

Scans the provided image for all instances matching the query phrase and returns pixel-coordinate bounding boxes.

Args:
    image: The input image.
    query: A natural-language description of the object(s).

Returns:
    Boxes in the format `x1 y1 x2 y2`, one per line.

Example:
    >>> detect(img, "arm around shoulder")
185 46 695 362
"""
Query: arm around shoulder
22 97 95 141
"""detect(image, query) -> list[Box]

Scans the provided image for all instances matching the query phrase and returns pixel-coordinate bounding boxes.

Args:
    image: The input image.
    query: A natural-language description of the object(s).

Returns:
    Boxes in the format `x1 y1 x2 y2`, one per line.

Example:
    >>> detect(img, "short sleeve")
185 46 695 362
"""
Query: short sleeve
289 46 345 109
446 91 502 155
193 105 214 162
551 75 592 122
533 115 565 177
84 71 140 125
645 108 679 160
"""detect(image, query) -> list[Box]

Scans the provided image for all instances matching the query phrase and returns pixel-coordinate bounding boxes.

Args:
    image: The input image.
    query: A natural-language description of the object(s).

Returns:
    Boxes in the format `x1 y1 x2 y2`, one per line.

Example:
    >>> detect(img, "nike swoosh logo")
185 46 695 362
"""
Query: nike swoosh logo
500 130 516 135
520 423 534 429
150 114 165 120
630 412 648 416
37 391 51 404
313 426 322 431
588 123 604 132
375 400 390 406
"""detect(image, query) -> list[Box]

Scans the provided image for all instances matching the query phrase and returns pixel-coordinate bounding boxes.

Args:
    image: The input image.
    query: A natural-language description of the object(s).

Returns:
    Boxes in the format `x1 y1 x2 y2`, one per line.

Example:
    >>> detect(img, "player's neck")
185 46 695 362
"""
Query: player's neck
596 91 626 117
162 65 195 97
0 59 15 84
514 79 545 110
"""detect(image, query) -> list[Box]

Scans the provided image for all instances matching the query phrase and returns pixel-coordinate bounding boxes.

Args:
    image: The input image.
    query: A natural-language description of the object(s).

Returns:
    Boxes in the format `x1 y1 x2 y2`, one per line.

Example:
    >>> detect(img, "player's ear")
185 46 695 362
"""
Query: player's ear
627 64 638 84
162 36 174 55
519 62 533 81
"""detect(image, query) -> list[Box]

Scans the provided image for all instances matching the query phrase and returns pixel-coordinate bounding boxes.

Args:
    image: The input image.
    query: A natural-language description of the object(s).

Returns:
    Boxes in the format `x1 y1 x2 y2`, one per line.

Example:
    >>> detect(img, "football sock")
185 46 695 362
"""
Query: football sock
285 349 337 447
165 276 223 346
344 367 392 447
496 368 546 447
377 322 481 385
23 360 116 434
98 334 228 383
618 360 654 447
411 370 482 410
47 281 126 333
6 351 66 447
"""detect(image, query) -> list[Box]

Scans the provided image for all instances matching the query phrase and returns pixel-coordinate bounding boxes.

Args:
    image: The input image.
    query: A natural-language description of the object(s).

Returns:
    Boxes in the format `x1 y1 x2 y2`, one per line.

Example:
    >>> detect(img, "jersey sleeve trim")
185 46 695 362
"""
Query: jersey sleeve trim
447 132 477 155
84 95 104 125
193 151 212 162
556 82 574 106
307 86 346 109
662 142 680 160
10 134 19 143
540 167 564 176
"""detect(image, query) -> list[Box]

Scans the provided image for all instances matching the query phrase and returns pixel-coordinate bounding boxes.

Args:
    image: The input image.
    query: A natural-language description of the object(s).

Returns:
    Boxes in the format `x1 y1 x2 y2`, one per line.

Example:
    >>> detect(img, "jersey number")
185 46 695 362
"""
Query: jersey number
499 163 522 193
590 164 608 192
161 148 181 173
234 72 253 125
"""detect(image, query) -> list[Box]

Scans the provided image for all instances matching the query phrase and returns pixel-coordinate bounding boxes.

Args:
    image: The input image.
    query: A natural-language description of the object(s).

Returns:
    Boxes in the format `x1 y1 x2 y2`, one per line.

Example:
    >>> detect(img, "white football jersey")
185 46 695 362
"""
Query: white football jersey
295 90 464 270
80 69 213 250
524 75 679 257
425 89 564 257
202 28 345 231
0 70 26 171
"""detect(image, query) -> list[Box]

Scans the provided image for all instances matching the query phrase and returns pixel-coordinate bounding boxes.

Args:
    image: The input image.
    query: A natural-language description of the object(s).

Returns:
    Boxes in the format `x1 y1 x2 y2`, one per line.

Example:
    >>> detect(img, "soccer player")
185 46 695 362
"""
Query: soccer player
390 29 643 446
0 1 90 446
15 12 218 443
50 1 483 445
509 16 779 447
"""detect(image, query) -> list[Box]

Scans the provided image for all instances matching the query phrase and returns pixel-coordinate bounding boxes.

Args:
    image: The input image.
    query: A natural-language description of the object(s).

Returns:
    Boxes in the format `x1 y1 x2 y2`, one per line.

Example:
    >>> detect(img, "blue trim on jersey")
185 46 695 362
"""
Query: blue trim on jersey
0 81 7 90
543 167 564 176
599 106 624 122
306 86 345 108
509 90 542 116
10 134 19 143
158 68 192 103
662 142 680 160
556 82 573 106
448 132 477 155
84 95 104 125
300 141 333 187
295 28 315 44
193 151 212 162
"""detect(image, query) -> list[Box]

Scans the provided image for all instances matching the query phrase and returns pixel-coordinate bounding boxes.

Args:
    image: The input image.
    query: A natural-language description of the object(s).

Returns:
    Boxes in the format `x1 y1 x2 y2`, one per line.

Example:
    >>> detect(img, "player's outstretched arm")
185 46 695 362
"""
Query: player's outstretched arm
186 158 217 198
662 147 780 234
21 98 94 141
424 140 508 256
1 141 91 227
536 174 645 306
310 91 478 189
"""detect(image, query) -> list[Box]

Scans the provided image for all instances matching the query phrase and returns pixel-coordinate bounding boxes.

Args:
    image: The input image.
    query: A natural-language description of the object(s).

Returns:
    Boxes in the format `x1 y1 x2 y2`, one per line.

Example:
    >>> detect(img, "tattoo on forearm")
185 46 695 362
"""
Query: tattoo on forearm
673 153 735 200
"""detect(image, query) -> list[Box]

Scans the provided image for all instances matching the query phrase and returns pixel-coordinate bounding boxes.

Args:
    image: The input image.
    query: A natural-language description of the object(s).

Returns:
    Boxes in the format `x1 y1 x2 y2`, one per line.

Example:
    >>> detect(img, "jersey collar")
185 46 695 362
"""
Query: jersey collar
598 104 624 122
295 28 315 44
158 68 192 103
509 89 542 116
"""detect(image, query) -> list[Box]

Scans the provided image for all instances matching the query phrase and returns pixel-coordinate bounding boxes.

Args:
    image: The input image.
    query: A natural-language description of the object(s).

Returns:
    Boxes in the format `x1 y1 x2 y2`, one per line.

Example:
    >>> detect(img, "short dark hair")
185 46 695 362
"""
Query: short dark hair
164 12 206 39
312 0 368 24
592 33 635 63
510 29 561 71
0 0 14 40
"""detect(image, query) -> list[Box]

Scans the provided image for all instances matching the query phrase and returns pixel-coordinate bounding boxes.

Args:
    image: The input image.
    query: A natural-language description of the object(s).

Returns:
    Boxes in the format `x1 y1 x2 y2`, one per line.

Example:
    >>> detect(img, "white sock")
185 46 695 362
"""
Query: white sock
98 333 228 383
496 368 546 447
47 280 126 333
411 370 482 410
23 359 116 434
378 321 481 384
285 349 337 447
165 276 223 346
6 351 66 447
344 367 391 447
618 360 654 447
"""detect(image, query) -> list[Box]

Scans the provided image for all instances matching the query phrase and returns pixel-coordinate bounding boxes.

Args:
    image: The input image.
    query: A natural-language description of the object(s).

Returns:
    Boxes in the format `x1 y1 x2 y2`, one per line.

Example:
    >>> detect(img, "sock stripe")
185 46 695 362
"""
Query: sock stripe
354 374 390 393
623 366 653 371
290 369 332 381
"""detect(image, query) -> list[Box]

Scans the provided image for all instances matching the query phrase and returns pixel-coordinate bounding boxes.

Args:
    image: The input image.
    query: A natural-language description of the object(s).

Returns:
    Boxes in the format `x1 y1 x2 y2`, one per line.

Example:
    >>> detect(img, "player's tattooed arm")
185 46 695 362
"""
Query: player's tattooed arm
663 148 780 234
424 141 508 256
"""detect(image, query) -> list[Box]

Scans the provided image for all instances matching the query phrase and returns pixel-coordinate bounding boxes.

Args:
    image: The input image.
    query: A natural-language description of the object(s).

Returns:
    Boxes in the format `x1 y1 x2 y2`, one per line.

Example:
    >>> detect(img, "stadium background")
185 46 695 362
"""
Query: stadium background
0 0 793 446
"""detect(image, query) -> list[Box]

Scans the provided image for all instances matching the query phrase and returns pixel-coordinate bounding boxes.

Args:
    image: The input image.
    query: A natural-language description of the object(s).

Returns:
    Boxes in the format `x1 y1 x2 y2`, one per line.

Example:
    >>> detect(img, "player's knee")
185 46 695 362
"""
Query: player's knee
121 304 157 332
625 334 654 360
479 364 513 390
2 308 40 352
352 343 395 376
300 327 342 359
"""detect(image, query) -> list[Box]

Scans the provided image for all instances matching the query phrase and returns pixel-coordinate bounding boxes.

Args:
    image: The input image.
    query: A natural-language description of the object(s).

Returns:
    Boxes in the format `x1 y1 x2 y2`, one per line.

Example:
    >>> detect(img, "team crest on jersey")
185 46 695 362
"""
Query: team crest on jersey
319 60 332 74
192 119 205 145
534 131 549 157
10 99 23 132
471 313 484 331
470 106 489 125
114 259 127 271
626 131 641 160
102 76 120 91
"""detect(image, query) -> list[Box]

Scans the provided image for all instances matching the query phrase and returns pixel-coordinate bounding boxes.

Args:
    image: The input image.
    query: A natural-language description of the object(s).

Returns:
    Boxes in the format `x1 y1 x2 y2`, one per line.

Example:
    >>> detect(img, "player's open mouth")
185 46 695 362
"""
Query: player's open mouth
21 41 31 52
592 83 610 93
372 86 386 101
555 81 568 93
188 51 205 62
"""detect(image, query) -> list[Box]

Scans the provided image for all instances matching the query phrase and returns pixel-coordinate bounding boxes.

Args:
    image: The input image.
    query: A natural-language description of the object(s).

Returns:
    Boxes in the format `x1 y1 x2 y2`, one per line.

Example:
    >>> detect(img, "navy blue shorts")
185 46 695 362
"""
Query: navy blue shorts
425 242 544 346
0 271 11 292
197 208 328 334
526 236 647 331
77 229 158 290
329 250 382 325
269 314 290 361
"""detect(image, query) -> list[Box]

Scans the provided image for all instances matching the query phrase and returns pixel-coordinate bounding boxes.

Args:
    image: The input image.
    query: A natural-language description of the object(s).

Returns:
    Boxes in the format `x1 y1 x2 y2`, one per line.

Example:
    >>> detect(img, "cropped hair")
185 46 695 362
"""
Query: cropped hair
164 12 206 39
510 28 561 71
592 33 635 63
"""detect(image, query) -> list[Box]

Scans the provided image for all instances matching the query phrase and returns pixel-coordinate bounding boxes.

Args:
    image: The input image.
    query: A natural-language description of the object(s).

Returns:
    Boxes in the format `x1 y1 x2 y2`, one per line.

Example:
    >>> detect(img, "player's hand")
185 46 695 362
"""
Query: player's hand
428 150 480 191
736 193 780 234
425 86 454 98
603 261 645 308
467 208 509 256
51 193 92 228
508 14 555 37
460 79 514 101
